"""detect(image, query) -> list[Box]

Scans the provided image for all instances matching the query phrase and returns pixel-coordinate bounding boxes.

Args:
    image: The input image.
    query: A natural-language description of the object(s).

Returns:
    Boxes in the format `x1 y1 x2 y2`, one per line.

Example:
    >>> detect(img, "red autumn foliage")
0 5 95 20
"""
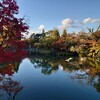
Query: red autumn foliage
0 0 28 48
0 0 29 62
51 39 66 51
0 50 28 63
0 65 14 76
8 40 27 49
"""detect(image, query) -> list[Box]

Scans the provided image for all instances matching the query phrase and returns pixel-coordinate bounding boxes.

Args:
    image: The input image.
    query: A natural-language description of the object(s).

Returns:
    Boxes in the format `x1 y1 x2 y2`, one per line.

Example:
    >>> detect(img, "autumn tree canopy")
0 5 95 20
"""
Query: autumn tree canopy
0 0 29 48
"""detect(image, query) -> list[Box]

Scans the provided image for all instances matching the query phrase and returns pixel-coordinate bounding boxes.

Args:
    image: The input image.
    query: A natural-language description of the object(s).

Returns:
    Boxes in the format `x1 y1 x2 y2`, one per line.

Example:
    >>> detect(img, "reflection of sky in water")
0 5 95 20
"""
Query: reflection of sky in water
0 58 100 100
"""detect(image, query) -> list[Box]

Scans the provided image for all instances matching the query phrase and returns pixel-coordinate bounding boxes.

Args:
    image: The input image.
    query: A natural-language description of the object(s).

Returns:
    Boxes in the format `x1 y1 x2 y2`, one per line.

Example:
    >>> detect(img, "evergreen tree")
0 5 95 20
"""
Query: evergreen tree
42 29 45 37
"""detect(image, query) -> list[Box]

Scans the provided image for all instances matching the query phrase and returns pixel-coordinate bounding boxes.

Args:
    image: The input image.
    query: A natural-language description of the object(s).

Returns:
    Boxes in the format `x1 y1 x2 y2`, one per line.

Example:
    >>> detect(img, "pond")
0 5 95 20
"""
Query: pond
0 56 100 100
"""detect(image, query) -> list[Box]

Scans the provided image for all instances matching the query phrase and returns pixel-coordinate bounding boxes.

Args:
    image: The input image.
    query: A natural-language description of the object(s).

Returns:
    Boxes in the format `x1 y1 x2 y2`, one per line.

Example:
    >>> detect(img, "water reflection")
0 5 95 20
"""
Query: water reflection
0 55 100 100
0 62 21 76
29 56 100 92
0 59 23 100
0 76 23 100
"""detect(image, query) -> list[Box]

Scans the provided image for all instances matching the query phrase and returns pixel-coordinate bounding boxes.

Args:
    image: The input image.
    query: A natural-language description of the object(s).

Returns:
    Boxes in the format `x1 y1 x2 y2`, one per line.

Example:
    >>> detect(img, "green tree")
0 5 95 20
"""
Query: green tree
45 30 53 37
52 29 60 40
61 29 67 37
42 29 45 37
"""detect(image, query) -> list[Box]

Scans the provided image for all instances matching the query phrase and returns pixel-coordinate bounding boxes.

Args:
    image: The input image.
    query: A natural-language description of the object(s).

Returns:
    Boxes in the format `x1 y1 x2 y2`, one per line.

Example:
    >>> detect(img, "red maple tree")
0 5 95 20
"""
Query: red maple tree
0 0 29 62
0 0 28 48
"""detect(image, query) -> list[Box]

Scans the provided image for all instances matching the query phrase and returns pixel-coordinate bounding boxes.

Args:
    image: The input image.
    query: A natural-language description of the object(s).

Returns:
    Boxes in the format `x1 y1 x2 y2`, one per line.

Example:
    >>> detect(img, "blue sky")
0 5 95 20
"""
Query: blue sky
17 0 100 34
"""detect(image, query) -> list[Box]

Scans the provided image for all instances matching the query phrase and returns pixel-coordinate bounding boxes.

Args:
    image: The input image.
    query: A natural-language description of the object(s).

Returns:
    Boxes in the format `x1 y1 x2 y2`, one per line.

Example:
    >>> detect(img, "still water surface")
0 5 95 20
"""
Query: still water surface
0 56 100 100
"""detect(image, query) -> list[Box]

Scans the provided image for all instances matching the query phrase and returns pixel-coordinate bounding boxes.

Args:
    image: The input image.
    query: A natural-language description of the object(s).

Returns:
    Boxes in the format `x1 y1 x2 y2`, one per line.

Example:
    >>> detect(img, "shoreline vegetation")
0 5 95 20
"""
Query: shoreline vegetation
26 27 100 58
0 26 100 62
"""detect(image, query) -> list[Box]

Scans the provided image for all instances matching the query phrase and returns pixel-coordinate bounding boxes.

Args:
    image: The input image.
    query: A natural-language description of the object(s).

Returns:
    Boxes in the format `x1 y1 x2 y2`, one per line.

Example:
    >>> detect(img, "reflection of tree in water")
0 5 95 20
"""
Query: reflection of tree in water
29 56 100 92
0 61 22 76
0 76 23 100
66 57 100 92
29 56 61 75
70 72 100 92
0 59 23 99
0 63 20 76
93 75 100 92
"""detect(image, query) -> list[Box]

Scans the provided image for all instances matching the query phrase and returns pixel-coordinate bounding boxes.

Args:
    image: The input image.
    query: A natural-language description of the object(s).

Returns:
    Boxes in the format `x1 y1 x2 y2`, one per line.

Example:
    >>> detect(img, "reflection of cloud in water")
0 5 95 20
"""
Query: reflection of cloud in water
59 65 64 70
76 70 86 75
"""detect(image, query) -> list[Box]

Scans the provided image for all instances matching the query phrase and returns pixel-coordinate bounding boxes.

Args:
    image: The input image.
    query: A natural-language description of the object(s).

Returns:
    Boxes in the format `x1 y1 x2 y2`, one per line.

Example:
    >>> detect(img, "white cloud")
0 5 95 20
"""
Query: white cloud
91 19 100 23
62 18 73 27
38 25 45 30
74 20 79 23
57 17 100 31
82 18 92 24
82 18 100 24
57 25 66 31
24 30 39 38
57 18 73 30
